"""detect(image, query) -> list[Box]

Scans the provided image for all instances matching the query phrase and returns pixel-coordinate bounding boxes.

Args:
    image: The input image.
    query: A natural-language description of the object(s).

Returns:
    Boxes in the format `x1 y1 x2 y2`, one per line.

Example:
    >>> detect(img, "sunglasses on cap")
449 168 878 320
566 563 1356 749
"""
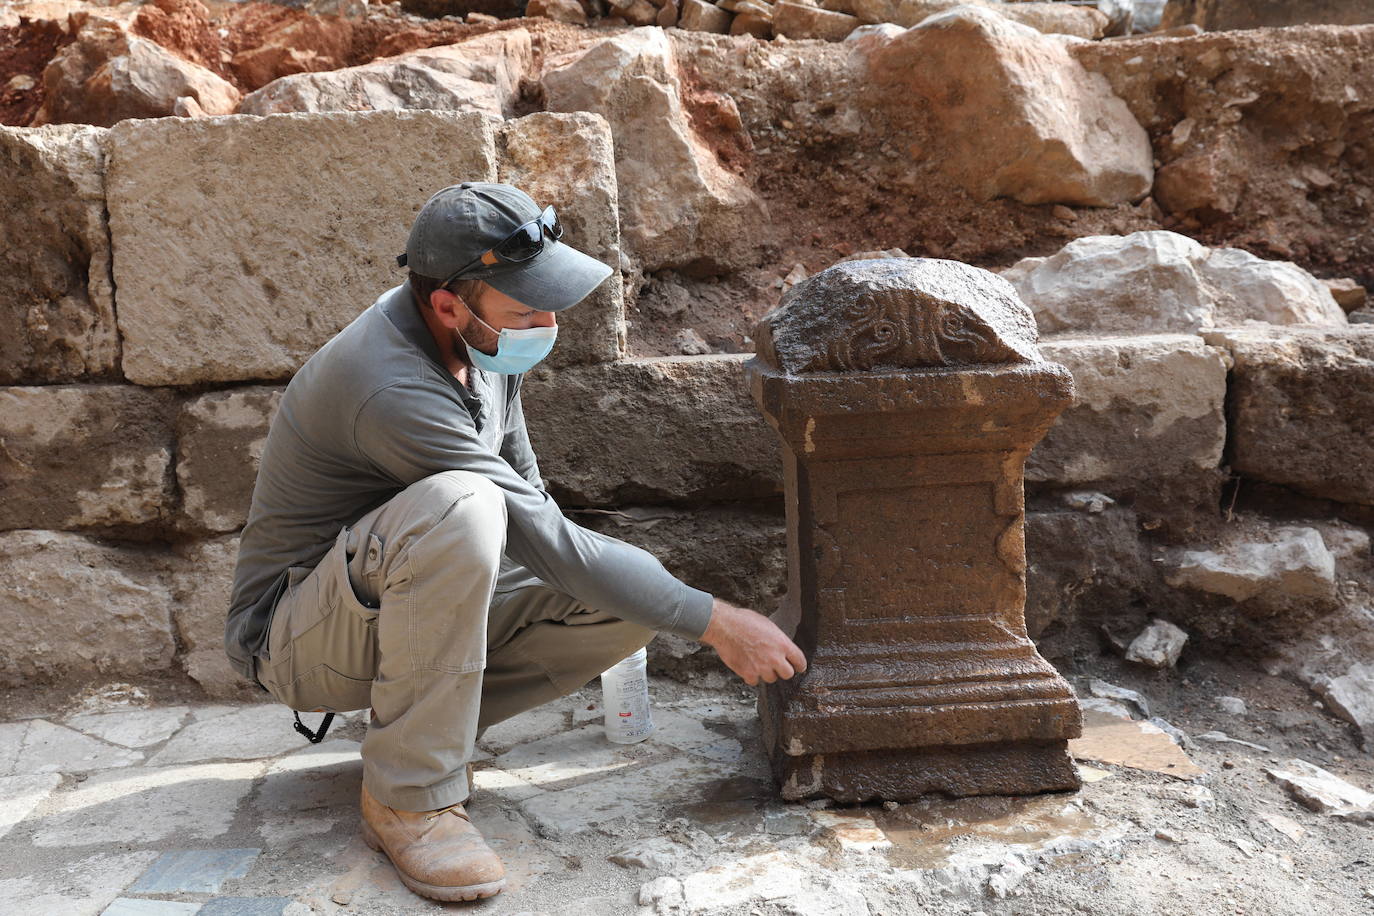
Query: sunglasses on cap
441 205 564 287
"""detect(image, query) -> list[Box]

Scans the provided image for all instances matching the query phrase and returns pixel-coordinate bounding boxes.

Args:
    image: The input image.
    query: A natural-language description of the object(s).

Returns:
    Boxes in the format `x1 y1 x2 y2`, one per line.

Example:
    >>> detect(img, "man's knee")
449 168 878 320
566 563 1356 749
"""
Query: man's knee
409 470 505 530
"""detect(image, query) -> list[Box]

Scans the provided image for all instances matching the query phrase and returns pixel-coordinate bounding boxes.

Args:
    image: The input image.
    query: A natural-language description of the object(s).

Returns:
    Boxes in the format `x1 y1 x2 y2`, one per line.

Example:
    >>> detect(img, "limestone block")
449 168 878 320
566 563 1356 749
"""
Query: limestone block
176 387 283 533
622 0 662 26
34 18 239 126
522 354 781 505
772 1 860 40
107 110 500 386
1024 505 1153 640
860 6 1152 207
731 11 774 36
730 10 774 36
679 0 733 32
169 536 253 698
237 29 535 118
0 125 117 384
1161 524 1337 605
998 2 1108 39
498 113 625 367
1028 334 1228 489
0 385 174 531
542 27 767 275
1200 327 1374 507
526 0 589 23
1201 247 1348 327
578 505 786 613
580 505 785 679
1002 231 1347 335
0 530 175 686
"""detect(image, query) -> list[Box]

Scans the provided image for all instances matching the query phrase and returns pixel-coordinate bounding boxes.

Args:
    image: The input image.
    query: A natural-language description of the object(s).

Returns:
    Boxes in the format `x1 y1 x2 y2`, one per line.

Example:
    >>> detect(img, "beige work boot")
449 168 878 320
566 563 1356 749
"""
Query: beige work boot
360 783 506 902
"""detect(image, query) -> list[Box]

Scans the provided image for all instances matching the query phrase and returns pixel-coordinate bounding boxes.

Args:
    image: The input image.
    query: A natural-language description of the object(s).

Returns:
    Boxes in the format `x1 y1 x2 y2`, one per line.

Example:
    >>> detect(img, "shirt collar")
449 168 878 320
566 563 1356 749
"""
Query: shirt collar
381 280 487 406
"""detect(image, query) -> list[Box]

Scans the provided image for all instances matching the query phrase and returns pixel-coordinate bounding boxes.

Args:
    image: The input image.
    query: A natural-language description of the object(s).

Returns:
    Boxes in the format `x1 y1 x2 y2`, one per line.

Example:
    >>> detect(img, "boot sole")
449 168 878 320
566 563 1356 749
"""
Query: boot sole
361 818 506 902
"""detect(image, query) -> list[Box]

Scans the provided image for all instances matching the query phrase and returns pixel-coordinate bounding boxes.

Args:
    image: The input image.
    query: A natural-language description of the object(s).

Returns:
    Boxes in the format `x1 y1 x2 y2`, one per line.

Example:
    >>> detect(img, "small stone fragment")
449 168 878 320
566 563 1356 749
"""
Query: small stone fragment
1061 490 1115 513
1088 679 1150 719
1259 812 1305 843
639 875 685 908
674 328 711 356
1323 277 1367 312
1266 758 1374 815
1195 731 1269 753
1216 696 1248 716
1125 619 1188 669
609 837 684 873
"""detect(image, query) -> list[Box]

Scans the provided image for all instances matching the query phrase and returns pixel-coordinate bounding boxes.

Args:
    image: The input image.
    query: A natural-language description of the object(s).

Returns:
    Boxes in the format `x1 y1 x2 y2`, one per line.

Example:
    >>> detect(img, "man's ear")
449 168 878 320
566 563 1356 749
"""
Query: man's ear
428 288 466 328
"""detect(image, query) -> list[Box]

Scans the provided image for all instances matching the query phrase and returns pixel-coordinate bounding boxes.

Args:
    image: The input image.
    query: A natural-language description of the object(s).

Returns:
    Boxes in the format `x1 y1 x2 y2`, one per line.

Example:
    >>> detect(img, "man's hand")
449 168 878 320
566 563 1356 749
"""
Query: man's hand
699 598 807 687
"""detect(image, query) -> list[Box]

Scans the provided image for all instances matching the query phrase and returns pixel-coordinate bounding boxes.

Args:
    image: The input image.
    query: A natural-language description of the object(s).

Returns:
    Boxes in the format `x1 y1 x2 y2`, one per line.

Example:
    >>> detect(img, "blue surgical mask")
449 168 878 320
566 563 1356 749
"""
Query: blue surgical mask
457 311 558 375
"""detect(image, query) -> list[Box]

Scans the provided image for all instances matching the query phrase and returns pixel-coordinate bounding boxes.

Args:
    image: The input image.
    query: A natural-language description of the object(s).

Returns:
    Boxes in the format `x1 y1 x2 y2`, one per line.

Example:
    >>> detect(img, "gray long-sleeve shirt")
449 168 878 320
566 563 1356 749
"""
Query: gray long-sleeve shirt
225 281 715 684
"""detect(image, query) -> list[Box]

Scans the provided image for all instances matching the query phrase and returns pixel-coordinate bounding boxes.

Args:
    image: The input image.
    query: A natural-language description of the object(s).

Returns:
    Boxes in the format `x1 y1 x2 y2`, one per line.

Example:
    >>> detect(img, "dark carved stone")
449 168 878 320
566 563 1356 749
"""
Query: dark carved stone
753 259 1042 375
748 257 1082 803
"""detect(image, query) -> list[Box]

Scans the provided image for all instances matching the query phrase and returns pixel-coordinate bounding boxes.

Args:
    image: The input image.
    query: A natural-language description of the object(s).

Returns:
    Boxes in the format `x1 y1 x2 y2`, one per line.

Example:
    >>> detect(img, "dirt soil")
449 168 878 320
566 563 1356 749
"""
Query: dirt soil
0 17 71 126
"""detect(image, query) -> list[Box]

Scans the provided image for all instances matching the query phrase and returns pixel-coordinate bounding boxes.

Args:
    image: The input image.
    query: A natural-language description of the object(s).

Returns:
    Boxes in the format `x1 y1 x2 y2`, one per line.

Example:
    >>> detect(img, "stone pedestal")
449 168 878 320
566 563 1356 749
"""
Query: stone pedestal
747 258 1082 802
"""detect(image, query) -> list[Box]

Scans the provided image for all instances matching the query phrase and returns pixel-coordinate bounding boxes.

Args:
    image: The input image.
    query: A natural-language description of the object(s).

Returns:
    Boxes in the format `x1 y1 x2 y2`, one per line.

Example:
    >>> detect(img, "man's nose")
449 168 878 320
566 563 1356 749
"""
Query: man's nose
533 310 557 328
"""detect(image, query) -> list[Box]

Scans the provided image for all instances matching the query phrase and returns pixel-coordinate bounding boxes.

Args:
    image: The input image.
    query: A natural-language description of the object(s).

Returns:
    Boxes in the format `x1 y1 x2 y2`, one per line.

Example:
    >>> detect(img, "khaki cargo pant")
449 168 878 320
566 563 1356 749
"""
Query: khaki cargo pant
255 470 656 812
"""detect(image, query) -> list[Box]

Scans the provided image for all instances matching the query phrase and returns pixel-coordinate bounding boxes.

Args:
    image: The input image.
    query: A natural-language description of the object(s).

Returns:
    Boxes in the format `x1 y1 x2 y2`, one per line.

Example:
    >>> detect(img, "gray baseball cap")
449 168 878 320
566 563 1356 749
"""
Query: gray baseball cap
398 182 613 313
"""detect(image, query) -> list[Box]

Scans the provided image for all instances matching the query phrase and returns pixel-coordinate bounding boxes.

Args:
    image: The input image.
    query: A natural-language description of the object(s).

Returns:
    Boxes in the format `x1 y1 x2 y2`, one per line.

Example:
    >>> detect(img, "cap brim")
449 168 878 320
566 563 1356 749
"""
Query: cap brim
481 241 614 312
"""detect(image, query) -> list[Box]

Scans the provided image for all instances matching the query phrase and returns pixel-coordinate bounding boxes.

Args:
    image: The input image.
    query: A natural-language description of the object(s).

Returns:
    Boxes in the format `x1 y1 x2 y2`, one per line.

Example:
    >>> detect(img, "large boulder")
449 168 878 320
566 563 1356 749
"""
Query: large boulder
541 27 768 276
226 7 355 93
238 29 535 118
1201 326 1374 508
0 124 117 384
0 386 174 531
1002 231 1349 335
1029 334 1228 510
996 2 1109 39
522 354 781 505
1161 0 1374 30
858 6 1152 206
176 387 283 534
0 530 176 686
106 110 501 386
33 14 240 126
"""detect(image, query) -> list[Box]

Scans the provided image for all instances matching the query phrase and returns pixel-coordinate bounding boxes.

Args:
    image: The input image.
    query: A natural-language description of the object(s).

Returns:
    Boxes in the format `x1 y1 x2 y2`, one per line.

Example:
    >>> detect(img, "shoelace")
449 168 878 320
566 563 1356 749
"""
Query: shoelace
425 803 467 821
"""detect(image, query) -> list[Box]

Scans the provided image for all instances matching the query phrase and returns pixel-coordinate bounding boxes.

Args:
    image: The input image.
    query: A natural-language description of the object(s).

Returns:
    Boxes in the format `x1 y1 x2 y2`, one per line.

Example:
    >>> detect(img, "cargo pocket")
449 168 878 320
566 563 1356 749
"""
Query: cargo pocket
266 564 331 663
276 663 373 714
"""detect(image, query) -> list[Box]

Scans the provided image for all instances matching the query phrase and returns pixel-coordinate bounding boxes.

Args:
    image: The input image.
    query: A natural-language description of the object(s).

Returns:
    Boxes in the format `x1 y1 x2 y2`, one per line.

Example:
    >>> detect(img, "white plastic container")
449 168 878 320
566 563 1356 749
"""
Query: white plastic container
600 646 654 744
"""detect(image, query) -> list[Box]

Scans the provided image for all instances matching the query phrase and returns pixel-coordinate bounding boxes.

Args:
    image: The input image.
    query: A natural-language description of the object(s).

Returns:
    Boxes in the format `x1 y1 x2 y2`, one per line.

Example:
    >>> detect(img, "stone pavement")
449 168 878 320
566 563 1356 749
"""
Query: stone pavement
1 676 1369 916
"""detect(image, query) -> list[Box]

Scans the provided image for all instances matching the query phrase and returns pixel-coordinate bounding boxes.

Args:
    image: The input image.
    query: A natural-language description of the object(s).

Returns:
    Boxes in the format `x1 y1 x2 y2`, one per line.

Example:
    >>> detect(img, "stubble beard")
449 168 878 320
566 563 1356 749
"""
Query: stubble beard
455 301 500 360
